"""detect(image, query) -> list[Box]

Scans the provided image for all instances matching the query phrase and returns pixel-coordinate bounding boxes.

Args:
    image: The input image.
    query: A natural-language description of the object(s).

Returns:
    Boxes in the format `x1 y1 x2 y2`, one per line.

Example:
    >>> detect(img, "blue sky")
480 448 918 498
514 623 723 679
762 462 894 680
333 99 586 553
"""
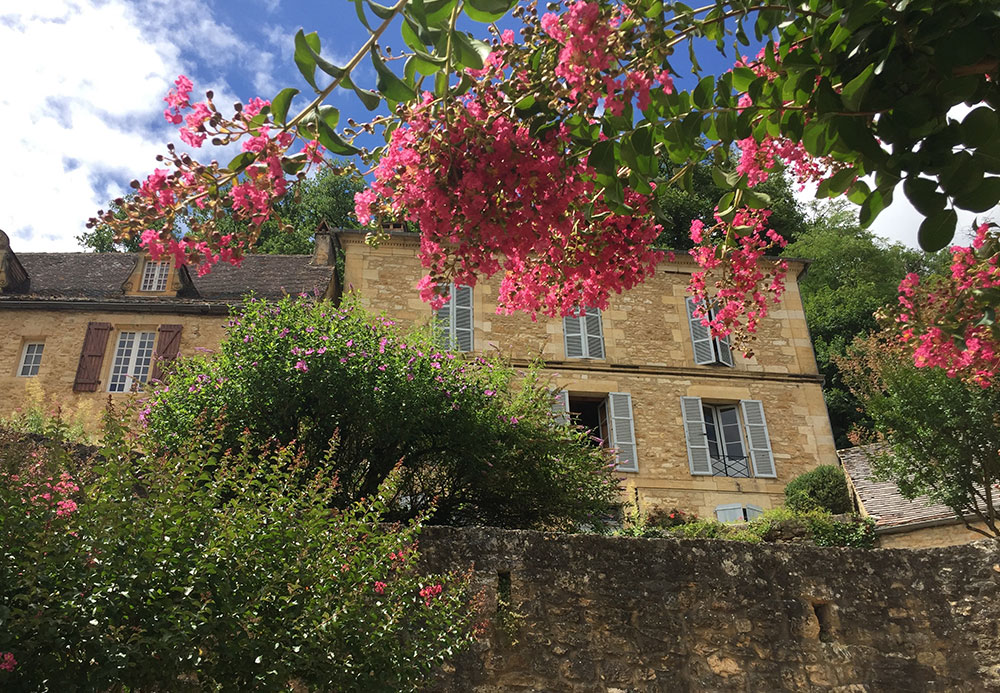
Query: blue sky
0 1 941 253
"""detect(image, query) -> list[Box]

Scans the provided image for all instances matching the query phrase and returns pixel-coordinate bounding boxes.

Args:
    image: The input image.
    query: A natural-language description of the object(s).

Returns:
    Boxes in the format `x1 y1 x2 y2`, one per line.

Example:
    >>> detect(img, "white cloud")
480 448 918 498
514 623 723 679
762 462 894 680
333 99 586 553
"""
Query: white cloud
0 0 276 252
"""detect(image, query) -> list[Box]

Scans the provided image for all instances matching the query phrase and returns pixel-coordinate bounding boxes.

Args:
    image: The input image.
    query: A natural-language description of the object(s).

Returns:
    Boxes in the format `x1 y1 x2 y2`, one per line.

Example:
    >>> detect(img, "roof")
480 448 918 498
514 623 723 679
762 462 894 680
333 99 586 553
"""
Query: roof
838 444 960 531
7 253 335 302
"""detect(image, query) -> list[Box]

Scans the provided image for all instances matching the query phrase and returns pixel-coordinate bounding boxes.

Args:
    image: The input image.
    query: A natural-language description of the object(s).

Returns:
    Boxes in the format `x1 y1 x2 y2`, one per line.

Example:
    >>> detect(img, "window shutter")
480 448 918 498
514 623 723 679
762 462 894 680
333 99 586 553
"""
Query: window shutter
550 389 571 426
73 322 112 392
740 399 776 478
686 298 716 365
715 503 745 523
607 392 637 471
434 291 453 349
715 331 734 367
149 324 183 382
681 396 712 475
583 307 605 359
745 504 764 521
453 284 473 352
563 314 584 358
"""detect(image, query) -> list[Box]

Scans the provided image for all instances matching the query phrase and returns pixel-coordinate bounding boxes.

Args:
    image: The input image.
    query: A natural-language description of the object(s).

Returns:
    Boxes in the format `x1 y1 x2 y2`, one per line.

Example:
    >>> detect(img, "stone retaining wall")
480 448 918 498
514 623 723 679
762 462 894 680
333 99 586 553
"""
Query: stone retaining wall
420 527 1000 692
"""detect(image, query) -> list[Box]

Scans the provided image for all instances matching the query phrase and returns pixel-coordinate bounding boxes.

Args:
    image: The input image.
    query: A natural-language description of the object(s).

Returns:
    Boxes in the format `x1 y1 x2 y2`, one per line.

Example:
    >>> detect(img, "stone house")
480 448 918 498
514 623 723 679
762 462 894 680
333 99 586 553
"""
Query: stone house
336 229 838 520
0 225 838 520
0 228 337 426
838 444 991 548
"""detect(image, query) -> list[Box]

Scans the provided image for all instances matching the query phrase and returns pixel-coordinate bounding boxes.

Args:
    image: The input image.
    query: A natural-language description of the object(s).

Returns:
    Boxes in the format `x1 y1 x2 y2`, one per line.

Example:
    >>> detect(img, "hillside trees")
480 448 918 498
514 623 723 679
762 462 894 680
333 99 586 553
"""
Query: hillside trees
840 333 1000 538
141 296 621 529
94 0 1000 383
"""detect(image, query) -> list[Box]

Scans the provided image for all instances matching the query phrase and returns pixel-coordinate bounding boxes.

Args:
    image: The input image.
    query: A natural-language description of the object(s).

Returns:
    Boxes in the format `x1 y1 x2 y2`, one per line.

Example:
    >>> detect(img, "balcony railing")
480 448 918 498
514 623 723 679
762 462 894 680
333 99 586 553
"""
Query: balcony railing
711 454 751 478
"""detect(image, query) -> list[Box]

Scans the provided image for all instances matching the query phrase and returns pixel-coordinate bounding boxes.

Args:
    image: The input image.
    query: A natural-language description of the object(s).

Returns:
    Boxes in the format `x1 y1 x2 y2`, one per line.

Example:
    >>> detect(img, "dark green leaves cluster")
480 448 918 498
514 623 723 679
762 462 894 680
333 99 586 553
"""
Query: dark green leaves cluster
784 464 853 515
143 296 621 529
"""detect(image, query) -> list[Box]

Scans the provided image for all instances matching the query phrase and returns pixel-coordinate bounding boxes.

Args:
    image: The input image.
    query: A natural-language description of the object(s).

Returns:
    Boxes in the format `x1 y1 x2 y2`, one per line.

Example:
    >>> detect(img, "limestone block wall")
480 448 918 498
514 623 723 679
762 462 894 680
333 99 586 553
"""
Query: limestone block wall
0 308 228 429
878 521 992 549
421 527 1000 692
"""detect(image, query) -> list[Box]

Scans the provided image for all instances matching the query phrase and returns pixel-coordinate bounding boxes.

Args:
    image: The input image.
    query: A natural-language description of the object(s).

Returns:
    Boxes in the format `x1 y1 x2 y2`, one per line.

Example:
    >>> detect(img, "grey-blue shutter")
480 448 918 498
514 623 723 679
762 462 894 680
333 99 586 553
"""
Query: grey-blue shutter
607 392 637 471
453 284 473 352
434 289 452 349
563 313 584 358
686 297 715 365
745 504 763 521
740 399 776 478
551 389 571 426
681 396 712 475
583 307 605 359
715 330 734 367
716 503 745 523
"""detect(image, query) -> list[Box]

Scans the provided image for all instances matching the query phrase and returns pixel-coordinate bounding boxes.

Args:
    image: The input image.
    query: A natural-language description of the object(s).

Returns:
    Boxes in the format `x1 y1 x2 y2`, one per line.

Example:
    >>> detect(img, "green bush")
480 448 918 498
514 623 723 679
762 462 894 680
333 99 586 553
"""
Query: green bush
0 416 474 692
142 295 621 529
784 464 853 514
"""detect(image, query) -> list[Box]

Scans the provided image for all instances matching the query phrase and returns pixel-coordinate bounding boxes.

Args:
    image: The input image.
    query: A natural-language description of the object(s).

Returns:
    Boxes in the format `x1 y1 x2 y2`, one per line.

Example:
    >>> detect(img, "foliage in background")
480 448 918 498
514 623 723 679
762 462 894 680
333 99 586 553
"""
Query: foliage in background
840 333 1000 539
142 296 621 529
0 416 475 692
615 503 875 548
784 465 853 515
79 166 362 254
784 202 946 445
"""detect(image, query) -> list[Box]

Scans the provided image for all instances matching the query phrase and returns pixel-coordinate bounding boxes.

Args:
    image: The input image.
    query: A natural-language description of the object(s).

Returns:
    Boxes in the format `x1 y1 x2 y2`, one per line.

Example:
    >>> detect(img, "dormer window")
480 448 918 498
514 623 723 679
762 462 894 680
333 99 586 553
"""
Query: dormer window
140 261 170 292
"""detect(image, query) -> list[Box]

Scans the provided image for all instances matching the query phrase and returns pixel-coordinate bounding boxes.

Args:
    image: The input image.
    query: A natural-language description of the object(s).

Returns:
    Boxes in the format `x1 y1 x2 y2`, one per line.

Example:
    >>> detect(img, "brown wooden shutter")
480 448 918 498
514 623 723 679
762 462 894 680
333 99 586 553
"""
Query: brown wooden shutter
149 324 183 382
73 322 112 392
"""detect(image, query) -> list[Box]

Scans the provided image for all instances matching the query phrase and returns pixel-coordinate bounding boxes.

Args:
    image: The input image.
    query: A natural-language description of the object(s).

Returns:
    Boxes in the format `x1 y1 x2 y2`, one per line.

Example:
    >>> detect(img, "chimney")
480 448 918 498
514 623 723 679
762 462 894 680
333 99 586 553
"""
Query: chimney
0 229 29 294
312 221 333 266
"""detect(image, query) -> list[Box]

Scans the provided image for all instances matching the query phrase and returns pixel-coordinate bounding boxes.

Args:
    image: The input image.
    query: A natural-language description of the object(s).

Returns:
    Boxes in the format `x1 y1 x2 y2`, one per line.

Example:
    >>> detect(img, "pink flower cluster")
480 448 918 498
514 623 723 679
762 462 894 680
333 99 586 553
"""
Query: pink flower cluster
539 1 672 113
0 652 15 672
687 208 788 351
419 582 443 606
732 51 844 189
896 223 1000 386
356 85 663 318
6 464 80 519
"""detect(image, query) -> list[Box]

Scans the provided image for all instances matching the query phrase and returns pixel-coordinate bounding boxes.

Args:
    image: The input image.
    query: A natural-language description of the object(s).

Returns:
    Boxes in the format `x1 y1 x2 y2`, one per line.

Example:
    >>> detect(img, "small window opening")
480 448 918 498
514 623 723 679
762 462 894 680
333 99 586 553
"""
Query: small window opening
496 571 512 613
812 601 835 643
568 395 608 447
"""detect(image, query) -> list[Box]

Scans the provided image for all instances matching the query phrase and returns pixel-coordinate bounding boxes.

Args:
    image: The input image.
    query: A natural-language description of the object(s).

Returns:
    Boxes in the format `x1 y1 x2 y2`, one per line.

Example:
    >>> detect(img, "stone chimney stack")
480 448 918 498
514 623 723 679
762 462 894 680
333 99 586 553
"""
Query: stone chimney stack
0 229 29 294
312 222 333 266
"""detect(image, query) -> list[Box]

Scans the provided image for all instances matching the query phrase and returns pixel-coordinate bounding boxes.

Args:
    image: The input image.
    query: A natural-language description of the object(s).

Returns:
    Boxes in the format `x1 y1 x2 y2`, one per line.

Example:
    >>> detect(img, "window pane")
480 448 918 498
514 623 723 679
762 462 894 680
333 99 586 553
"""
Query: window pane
133 332 156 384
109 332 136 392
703 406 721 458
140 262 169 292
19 343 44 376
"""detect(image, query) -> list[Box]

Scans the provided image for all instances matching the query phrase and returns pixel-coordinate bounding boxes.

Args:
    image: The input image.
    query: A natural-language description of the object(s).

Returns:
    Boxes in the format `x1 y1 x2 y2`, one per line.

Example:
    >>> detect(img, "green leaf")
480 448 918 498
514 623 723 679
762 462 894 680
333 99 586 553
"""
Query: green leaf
316 120 360 156
588 139 617 177
903 177 946 217
917 208 957 251
364 0 396 19
962 106 998 148
270 88 299 126
371 48 417 102
859 188 888 228
953 175 1000 214
692 75 715 109
452 32 490 71
226 152 257 174
464 0 515 22
840 64 874 111
293 30 321 90
731 67 755 92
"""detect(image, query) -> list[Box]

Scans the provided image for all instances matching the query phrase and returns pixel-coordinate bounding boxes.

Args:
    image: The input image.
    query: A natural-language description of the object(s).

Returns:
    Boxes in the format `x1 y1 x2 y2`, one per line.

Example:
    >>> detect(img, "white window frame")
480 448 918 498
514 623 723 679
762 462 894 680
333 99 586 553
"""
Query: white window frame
18 342 44 377
432 283 473 352
140 261 170 292
703 403 751 478
107 331 156 392
686 297 733 367
564 391 638 472
563 307 605 359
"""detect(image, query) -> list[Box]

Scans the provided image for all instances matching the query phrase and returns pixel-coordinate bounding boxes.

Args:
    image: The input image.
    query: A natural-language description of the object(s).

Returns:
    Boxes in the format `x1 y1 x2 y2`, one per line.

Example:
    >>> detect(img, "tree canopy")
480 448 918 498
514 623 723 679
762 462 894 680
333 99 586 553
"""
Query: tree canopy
94 0 1000 383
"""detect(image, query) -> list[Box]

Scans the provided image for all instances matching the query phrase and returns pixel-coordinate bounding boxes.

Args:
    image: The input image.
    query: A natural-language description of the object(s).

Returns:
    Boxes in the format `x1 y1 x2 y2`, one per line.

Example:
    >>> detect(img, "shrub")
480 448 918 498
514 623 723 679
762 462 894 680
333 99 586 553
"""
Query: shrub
142 295 621 529
0 415 475 692
784 465 853 514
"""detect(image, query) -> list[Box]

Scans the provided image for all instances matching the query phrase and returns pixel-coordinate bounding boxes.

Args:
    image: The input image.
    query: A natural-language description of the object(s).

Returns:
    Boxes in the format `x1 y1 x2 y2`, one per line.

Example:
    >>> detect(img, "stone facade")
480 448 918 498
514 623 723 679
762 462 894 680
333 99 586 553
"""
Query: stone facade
339 231 838 518
420 526 1000 692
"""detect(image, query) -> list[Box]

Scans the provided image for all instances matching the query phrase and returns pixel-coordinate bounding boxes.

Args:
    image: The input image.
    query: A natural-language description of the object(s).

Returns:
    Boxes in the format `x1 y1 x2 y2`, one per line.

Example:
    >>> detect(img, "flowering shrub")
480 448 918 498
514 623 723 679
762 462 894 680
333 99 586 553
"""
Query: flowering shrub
895 223 1000 387
141 296 621 529
0 417 476 691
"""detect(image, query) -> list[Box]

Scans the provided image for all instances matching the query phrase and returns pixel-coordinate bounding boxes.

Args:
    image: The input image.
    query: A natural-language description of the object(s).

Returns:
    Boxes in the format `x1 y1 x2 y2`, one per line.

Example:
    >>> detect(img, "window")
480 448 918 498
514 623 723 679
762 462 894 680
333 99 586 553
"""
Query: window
681 396 776 478
108 331 156 392
554 390 637 472
18 342 44 376
433 283 473 352
140 261 170 292
563 307 605 359
686 297 733 367
715 503 763 523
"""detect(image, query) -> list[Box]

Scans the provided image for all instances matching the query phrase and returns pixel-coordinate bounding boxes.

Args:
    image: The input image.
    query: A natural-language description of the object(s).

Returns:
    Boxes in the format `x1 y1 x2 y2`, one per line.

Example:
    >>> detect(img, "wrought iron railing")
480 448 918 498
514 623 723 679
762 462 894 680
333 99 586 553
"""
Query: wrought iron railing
711 455 750 478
